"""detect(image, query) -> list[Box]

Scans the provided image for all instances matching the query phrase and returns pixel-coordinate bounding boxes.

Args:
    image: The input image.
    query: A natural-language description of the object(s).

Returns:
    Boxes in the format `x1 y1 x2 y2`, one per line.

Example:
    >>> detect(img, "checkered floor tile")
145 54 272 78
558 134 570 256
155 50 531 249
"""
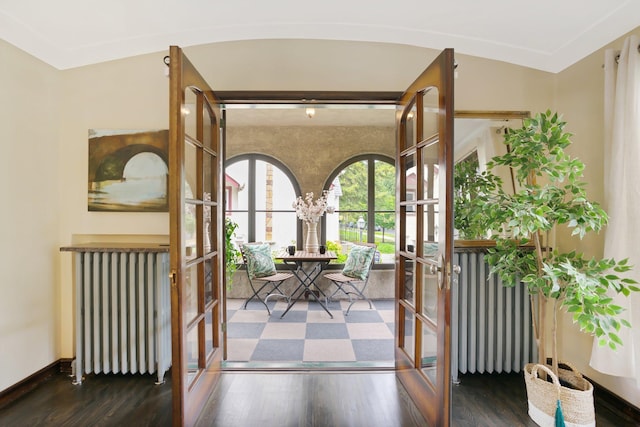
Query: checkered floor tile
226 298 395 365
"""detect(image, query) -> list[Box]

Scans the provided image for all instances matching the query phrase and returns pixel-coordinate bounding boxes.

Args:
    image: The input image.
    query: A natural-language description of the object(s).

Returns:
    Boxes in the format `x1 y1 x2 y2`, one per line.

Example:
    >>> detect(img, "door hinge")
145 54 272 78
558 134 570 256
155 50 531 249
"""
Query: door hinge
221 322 227 333
169 270 177 288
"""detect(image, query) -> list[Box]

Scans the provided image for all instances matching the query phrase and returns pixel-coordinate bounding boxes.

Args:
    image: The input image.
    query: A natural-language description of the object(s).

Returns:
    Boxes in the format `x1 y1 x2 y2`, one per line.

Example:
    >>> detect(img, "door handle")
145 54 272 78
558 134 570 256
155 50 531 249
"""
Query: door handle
429 257 461 290
436 254 446 290
428 263 440 275
429 255 462 289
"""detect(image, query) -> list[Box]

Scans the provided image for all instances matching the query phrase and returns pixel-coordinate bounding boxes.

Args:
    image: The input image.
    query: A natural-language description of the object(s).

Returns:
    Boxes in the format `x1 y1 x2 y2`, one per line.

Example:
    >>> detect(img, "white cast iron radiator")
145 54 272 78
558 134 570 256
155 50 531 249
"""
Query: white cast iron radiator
451 250 537 383
64 245 171 385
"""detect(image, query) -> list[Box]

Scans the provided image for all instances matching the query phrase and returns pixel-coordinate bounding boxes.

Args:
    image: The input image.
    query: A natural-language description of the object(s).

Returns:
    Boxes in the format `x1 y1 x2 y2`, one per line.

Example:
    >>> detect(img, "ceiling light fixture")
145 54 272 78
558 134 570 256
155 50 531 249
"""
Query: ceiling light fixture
305 107 315 118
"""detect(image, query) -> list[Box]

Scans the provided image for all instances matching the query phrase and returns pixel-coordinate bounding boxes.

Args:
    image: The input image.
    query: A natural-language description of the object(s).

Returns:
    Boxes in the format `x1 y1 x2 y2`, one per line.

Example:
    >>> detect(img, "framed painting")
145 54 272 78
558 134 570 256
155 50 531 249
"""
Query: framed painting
88 129 169 212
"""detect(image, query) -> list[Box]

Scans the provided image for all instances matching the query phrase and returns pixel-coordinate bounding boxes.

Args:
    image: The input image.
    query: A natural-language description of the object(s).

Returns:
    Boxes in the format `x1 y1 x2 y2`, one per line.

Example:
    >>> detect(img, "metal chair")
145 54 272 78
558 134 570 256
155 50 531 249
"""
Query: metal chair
241 242 292 315
324 243 377 315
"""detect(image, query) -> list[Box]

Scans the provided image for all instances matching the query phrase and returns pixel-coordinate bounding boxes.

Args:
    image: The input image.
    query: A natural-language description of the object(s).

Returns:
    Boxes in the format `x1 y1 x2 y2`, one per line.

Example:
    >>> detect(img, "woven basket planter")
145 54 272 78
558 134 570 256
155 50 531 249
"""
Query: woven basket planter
524 363 595 427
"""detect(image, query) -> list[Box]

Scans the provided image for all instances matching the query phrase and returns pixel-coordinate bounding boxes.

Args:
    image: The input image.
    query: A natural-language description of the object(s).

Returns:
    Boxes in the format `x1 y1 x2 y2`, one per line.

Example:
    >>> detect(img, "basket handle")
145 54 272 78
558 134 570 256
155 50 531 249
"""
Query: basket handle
558 361 584 379
531 363 561 392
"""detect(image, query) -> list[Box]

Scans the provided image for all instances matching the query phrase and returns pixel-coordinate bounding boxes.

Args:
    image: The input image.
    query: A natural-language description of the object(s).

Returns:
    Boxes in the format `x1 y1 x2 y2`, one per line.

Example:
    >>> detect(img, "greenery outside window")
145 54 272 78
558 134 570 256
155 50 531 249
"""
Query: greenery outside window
322 155 395 264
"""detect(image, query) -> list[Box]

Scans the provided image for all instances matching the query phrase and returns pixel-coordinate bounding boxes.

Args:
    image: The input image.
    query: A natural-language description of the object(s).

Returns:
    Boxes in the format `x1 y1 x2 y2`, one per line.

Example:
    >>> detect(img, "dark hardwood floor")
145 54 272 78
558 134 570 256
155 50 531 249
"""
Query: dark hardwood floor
452 373 637 427
0 369 636 426
195 370 425 427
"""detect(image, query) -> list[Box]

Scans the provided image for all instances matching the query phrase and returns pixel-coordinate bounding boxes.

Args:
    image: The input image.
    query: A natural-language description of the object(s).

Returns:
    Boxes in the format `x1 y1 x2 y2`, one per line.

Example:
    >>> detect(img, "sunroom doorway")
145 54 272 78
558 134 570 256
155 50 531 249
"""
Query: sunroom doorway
221 99 398 368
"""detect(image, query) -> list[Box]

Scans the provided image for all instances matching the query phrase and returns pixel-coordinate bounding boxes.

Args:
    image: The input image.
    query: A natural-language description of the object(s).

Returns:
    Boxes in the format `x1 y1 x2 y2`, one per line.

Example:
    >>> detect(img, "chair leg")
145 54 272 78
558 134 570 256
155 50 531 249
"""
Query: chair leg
243 281 273 314
264 280 290 305
344 290 373 315
329 281 373 315
243 279 293 315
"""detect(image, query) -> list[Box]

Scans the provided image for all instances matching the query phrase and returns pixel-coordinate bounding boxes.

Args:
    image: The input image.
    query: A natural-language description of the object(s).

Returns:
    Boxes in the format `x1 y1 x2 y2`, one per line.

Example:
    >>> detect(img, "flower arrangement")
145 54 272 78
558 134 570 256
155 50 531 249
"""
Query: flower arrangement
293 191 334 223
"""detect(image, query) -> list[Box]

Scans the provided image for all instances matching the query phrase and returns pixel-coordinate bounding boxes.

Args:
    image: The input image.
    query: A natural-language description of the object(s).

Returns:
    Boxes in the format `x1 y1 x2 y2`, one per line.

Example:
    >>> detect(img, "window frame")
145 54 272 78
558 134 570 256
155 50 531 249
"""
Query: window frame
225 154 302 247
321 154 395 267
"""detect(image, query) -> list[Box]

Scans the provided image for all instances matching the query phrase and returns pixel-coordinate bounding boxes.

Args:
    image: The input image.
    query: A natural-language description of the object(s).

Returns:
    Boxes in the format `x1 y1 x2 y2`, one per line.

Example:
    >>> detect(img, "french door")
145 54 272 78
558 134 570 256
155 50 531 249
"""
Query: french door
395 49 456 427
169 46 225 427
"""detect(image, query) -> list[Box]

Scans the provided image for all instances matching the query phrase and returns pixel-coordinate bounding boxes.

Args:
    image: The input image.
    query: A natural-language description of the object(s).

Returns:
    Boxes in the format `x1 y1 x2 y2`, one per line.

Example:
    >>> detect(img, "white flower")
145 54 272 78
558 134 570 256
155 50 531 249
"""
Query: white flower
293 191 333 223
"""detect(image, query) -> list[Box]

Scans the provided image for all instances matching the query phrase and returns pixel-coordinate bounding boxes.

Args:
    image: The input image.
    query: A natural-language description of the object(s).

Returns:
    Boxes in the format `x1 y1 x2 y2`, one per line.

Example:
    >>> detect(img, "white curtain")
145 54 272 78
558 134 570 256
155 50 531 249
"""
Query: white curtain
589 35 640 386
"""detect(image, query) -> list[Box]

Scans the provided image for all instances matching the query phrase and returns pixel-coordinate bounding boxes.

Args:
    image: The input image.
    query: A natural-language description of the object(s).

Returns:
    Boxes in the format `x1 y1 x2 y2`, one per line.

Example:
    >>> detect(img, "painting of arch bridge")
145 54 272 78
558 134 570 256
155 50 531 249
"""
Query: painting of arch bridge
88 129 169 212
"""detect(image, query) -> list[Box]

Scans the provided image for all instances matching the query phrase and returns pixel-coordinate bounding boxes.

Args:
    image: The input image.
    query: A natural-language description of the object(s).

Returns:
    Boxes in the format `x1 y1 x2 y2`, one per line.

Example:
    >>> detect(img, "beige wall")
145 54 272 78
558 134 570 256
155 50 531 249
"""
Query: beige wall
227 125 396 197
0 39 61 391
55 51 172 362
4 35 637 406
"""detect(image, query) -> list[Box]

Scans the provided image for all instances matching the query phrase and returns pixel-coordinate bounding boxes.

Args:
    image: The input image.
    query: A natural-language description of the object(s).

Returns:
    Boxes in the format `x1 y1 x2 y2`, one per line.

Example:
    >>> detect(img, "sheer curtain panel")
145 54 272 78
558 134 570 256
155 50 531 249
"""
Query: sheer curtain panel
589 35 640 386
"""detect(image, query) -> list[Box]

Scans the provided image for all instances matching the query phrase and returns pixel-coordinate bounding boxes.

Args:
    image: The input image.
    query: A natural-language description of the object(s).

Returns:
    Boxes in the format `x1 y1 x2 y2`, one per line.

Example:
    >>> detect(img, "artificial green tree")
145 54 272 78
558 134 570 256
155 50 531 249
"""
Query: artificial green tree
475 110 639 376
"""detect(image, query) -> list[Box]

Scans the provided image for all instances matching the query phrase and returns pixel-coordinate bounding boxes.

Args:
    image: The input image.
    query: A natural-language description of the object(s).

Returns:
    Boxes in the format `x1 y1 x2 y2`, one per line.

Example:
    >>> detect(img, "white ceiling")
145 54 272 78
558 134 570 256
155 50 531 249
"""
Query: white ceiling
1 0 639 72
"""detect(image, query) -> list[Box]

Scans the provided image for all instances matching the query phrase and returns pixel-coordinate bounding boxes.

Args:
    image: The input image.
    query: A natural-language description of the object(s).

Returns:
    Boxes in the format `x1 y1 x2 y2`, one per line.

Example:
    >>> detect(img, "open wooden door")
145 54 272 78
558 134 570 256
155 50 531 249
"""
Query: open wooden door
169 46 225 427
395 49 456 427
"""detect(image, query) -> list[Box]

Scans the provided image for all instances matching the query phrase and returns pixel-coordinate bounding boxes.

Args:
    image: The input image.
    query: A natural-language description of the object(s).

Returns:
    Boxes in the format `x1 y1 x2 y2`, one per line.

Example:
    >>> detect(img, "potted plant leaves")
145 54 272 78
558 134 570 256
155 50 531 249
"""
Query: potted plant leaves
454 152 502 240
225 217 241 289
473 110 639 426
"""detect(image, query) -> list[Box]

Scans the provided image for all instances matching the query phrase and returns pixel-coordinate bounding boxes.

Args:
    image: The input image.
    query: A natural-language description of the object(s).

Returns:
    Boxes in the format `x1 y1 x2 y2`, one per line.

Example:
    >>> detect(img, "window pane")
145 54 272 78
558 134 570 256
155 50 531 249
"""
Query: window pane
185 263 199 322
255 160 296 210
184 202 196 260
184 88 197 141
374 160 395 211
204 206 214 254
204 257 214 306
203 151 215 201
255 211 297 251
423 204 439 243
374 212 394 263
421 320 438 385
403 308 415 361
325 185 340 244
186 325 199 385
205 310 214 356
201 103 213 149
422 259 438 320
403 102 417 150
226 157 297 249
422 88 439 142
422 143 439 201
329 157 395 264
338 160 368 211
338 212 368 246
225 160 249 211
227 212 248 247
403 152 417 209
405 204 417 253
185 140 198 200
402 256 415 305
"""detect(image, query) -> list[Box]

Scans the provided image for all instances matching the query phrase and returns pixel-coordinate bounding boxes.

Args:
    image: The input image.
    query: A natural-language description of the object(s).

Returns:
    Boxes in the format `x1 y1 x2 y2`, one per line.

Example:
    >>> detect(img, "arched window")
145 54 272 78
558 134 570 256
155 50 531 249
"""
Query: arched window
225 155 301 251
322 154 395 264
